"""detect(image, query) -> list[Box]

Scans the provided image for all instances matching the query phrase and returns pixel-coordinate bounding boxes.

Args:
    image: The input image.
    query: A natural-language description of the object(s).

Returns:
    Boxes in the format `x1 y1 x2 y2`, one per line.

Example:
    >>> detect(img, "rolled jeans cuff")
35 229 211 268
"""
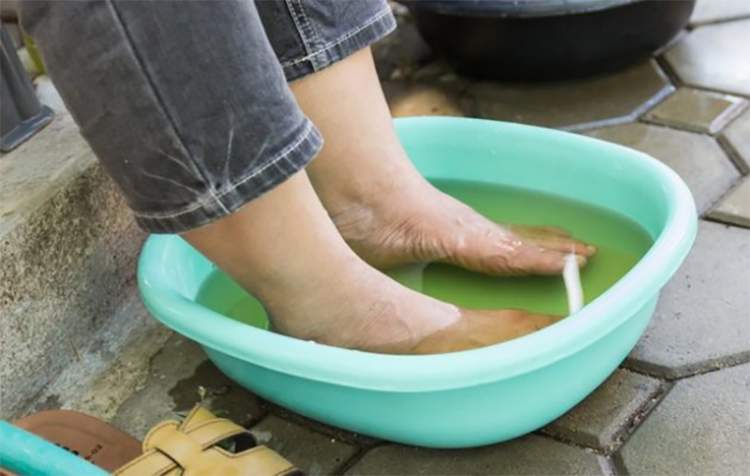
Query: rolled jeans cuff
134 119 323 233
281 6 396 81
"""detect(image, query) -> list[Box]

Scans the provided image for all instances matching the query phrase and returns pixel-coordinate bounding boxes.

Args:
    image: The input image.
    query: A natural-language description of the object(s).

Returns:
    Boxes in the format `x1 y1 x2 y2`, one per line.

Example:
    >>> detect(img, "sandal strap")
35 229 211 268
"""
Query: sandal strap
114 406 299 476
177 418 249 450
113 449 174 476
115 445 298 476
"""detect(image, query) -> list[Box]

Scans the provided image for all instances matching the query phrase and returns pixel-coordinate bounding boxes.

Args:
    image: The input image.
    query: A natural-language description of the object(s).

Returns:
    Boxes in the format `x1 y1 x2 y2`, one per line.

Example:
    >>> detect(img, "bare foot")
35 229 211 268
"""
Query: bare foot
263 253 561 354
330 177 596 276
291 47 596 277
184 172 560 355
411 309 561 354
184 48 570 356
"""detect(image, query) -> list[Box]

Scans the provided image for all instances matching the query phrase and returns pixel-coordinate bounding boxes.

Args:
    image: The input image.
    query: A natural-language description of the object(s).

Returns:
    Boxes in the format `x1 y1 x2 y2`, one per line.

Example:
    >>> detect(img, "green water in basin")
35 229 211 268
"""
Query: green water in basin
196 180 653 326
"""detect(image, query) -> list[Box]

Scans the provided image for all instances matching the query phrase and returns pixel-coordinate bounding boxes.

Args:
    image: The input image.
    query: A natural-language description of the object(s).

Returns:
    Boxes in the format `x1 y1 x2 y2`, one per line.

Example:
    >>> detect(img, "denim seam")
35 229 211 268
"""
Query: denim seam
131 120 318 220
292 0 327 70
280 7 393 68
106 0 230 215
284 0 324 69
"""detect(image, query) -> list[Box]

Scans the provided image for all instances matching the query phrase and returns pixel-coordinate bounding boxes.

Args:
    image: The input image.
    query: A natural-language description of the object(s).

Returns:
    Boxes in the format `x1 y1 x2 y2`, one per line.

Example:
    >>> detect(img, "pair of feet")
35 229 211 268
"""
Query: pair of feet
184 48 595 355
205 161 595 355
288 168 594 354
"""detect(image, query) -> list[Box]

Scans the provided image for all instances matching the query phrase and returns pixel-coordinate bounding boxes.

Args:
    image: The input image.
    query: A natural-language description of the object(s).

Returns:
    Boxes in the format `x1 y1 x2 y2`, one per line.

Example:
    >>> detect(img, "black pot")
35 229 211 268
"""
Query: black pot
400 0 695 81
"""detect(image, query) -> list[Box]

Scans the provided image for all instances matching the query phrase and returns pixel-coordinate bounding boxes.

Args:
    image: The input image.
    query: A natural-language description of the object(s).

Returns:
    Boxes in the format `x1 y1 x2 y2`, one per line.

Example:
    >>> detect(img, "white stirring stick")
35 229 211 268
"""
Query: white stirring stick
563 252 584 315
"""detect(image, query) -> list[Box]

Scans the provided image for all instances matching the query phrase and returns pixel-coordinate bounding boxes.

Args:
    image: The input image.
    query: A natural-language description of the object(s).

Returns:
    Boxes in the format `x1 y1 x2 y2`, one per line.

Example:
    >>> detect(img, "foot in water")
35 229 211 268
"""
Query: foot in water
184 173 562 355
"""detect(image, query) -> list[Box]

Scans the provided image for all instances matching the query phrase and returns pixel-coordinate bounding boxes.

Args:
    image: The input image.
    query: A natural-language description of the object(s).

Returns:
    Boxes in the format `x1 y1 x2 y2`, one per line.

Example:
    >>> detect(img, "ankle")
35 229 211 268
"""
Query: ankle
310 147 423 212
258 258 377 340
251 246 363 305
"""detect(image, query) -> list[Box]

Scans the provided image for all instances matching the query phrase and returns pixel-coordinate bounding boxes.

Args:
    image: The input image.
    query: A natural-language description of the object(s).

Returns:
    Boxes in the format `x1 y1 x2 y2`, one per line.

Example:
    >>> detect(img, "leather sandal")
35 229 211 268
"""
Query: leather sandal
3 405 301 476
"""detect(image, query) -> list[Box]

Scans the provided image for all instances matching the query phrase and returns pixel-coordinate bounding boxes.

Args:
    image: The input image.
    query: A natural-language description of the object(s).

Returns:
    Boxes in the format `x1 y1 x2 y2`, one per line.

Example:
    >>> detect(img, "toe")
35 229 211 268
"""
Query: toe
530 236 596 257
511 248 573 276
509 225 597 257
467 239 591 276
522 247 589 275
510 224 569 238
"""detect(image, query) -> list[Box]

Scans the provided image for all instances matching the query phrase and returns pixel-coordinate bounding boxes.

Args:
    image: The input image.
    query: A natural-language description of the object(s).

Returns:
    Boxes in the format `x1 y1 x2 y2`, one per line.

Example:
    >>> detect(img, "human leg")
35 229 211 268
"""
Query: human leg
21 1 559 354
291 47 596 275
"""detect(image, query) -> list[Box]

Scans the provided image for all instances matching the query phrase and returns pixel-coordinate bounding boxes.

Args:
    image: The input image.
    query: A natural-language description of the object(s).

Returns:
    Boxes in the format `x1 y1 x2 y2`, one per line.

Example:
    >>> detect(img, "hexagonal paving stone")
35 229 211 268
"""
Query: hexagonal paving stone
251 415 357 476
664 19 750 96
585 123 739 213
720 109 750 173
621 363 750 476
643 88 747 134
626 221 750 379
543 369 663 452
111 334 263 439
464 60 673 130
708 177 750 228
690 0 750 26
346 435 607 475
383 81 467 117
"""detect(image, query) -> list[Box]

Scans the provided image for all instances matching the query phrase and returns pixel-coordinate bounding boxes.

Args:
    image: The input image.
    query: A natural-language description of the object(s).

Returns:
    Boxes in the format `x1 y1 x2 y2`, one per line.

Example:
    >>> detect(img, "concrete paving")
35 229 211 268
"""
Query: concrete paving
643 88 747 134
463 60 672 131
542 369 664 452
626 221 750 379
110 334 264 440
585 123 739 213
709 177 750 228
346 436 609 476
251 416 358 476
620 363 750 476
720 109 750 173
690 0 750 26
664 19 750 96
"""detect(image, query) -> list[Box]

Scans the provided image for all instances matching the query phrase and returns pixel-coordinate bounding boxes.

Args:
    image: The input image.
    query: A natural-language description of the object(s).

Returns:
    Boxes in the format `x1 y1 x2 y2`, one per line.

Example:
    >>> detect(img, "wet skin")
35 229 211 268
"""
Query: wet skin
184 47 595 355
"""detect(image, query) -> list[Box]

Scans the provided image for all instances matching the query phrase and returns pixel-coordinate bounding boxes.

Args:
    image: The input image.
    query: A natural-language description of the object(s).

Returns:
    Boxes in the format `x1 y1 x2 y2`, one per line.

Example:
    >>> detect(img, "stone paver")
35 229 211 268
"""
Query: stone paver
262 400 381 448
543 369 663 452
709 177 750 228
251 415 357 476
664 19 750 96
464 60 672 130
621 363 750 476
383 81 467 117
111 334 263 439
626 220 750 378
346 435 606 475
585 123 739 213
720 109 750 173
643 88 747 134
690 0 750 26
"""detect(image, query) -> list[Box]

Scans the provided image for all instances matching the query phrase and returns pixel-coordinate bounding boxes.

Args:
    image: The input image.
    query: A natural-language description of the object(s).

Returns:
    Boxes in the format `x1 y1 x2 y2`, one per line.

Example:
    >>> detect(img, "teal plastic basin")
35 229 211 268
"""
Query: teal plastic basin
138 117 696 448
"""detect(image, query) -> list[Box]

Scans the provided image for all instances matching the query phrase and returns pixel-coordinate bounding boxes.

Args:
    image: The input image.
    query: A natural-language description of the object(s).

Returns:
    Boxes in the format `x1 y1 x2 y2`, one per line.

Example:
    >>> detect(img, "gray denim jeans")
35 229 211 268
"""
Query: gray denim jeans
20 0 395 232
